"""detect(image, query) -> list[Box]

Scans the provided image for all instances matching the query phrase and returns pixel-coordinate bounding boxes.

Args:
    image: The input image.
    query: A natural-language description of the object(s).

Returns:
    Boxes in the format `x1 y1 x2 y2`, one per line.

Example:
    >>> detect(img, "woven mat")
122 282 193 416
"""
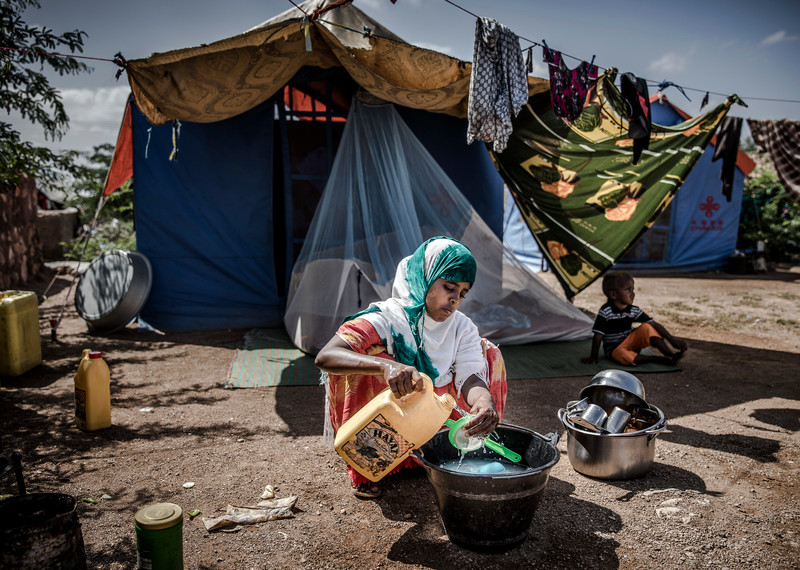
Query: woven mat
226 329 319 388
226 332 679 388
501 339 679 379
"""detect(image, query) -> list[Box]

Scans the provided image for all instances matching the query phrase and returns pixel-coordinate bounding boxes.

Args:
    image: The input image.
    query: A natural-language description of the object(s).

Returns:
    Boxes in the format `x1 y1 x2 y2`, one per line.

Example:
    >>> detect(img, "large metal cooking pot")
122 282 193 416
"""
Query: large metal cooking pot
75 250 152 334
558 405 666 480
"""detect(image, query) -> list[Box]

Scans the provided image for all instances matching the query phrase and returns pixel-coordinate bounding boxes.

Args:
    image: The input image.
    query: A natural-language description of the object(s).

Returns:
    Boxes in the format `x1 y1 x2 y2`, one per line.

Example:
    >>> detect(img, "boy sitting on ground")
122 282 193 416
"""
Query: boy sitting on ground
581 272 687 366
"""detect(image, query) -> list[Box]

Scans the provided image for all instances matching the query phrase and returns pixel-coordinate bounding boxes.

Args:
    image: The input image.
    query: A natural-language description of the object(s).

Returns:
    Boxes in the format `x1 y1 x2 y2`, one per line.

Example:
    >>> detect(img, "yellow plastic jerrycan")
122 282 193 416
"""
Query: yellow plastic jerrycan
74 349 111 431
0 290 42 376
334 373 456 482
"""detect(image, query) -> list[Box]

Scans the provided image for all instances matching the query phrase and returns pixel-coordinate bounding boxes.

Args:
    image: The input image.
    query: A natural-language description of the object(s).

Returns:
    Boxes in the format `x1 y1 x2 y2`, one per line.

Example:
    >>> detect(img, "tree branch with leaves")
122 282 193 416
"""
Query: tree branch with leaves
0 0 90 190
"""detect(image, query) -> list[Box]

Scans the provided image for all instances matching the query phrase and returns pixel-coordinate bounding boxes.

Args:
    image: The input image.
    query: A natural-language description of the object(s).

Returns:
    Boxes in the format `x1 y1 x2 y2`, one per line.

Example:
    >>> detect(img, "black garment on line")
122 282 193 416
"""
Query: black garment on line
620 73 651 165
712 116 743 202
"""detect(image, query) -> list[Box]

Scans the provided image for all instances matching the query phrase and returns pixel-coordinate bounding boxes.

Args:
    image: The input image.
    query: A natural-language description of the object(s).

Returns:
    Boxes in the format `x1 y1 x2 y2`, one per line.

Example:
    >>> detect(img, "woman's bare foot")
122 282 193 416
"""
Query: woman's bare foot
352 481 381 499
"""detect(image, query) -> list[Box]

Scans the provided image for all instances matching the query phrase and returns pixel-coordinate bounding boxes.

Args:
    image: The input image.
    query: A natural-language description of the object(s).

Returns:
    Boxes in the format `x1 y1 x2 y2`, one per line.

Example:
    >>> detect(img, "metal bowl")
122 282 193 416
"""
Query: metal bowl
579 369 647 412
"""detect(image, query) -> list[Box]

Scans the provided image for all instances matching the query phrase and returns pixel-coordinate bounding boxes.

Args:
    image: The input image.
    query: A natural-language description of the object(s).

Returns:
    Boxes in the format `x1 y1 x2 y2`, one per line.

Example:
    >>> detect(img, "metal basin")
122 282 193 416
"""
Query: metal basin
579 369 647 412
558 405 666 480
75 250 152 334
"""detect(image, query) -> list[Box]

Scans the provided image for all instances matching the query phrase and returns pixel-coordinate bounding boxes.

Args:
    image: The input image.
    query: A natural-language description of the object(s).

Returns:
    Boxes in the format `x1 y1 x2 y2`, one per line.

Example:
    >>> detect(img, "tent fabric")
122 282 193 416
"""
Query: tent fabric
502 186 546 273
747 119 800 204
491 68 735 298
132 101 283 332
284 99 592 354
123 0 547 126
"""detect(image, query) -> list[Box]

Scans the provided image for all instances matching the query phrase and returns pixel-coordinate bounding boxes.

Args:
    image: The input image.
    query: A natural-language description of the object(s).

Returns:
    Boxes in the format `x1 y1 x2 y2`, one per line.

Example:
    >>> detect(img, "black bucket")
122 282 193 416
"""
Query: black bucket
0 493 87 569
413 424 559 551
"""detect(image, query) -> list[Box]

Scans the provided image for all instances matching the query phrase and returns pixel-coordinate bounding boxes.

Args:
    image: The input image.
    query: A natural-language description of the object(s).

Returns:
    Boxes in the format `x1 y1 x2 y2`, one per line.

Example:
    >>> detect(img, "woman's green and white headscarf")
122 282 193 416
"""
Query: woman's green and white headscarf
348 237 487 392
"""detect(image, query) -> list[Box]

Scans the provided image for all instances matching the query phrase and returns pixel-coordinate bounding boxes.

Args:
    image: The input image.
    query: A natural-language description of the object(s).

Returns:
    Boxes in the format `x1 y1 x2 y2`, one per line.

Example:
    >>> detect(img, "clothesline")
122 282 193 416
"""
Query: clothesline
287 0 800 107
439 0 798 105
3 0 799 108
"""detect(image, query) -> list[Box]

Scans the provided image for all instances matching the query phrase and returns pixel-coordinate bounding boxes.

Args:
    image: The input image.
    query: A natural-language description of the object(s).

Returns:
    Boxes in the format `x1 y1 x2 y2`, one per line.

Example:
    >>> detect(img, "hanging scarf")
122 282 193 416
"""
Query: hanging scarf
467 17 528 153
345 237 486 392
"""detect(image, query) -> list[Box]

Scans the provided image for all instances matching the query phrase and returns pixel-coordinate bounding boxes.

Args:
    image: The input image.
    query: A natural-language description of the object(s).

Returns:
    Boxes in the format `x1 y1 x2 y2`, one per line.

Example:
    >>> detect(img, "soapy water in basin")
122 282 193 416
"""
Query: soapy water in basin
439 457 530 475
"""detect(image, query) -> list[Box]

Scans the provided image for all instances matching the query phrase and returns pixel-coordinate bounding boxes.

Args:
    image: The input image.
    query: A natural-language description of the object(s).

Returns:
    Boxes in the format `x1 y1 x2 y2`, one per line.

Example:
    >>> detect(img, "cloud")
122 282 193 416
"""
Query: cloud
760 30 800 46
649 53 688 74
58 86 131 148
61 86 131 125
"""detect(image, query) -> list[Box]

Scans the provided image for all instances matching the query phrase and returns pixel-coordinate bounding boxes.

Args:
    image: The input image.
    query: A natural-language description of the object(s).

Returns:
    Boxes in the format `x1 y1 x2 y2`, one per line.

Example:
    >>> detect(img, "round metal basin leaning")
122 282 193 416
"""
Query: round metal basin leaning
413 424 559 552
579 369 648 413
75 250 153 334
558 405 667 480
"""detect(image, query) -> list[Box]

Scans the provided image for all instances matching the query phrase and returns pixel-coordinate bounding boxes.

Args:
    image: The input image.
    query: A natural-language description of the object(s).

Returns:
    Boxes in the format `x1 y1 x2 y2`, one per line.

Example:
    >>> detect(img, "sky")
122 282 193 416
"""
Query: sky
8 0 800 154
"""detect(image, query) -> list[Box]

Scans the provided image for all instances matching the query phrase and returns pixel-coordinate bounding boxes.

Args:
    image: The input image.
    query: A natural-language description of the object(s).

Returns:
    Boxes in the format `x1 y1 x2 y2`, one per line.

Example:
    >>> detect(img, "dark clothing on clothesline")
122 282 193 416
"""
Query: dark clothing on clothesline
620 73 651 165
712 116 743 202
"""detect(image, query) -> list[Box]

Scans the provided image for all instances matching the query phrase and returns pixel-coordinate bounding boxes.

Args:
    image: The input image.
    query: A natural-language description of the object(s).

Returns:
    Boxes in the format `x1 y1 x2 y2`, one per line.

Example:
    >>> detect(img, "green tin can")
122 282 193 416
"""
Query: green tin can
135 503 183 569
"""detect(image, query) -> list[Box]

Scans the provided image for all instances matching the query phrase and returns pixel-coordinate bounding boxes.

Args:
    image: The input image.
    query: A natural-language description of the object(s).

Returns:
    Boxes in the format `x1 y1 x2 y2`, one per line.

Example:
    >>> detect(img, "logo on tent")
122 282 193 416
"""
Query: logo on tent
699 195 721 218
692 196 724 232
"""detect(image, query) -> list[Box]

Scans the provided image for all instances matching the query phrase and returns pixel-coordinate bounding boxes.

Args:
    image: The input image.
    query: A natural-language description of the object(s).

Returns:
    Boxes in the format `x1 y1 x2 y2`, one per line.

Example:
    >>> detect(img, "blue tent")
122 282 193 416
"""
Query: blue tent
123 1 509 332
615 95 754 272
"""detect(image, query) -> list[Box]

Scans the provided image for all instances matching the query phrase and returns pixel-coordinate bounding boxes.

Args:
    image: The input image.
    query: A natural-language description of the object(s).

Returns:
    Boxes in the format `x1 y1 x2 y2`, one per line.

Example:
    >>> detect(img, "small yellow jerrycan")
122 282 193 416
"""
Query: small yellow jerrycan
74 349 111 431
334 373 456 482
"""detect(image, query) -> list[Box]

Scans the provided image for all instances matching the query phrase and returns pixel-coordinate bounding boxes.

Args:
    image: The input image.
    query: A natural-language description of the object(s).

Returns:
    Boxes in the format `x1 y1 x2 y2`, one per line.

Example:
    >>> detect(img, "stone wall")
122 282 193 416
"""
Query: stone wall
36 207 79 261
0 177 43 289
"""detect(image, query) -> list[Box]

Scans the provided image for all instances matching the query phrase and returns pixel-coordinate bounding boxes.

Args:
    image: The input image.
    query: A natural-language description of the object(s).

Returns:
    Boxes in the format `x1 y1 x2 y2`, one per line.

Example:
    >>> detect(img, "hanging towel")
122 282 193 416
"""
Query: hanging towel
748 119 800 204
467 17 528 153
712 116 743 202
543 46 598 123
620 73 651 165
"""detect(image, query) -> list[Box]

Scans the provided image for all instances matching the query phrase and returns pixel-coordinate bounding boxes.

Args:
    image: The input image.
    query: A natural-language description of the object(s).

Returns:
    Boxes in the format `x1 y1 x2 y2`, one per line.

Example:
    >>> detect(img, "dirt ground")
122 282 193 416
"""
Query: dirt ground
2 264 799 569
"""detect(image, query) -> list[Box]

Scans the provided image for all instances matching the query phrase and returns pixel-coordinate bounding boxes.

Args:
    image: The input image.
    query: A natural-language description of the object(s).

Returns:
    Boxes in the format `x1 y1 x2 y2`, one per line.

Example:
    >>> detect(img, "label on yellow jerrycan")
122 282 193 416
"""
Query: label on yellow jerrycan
334 373 455 482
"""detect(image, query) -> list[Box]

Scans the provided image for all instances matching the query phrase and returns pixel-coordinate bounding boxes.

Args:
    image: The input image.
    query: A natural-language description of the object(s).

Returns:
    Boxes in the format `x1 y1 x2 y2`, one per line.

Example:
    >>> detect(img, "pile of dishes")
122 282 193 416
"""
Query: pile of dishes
558 369 667 480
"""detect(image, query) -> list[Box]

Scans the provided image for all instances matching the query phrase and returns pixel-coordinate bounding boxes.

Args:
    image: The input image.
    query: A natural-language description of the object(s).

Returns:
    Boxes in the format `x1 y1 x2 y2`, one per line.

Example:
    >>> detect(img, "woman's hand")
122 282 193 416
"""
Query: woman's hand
464 392 498 437
383 362 424 399
461 378 499 438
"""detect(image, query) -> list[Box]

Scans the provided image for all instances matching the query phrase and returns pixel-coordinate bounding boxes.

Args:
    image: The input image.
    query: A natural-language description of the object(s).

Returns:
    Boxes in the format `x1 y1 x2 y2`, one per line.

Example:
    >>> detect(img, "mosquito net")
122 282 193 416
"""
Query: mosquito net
284 98 592 354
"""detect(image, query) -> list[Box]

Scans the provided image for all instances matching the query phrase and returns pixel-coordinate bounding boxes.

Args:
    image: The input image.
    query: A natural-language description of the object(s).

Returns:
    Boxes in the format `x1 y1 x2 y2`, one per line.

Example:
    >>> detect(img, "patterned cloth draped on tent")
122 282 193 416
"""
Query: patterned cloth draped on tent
491 68 738 297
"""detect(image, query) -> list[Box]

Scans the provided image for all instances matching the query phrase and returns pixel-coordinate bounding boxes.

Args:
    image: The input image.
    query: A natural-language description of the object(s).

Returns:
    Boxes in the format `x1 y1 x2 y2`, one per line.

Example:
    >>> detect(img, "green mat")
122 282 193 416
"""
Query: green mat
226 331 679 388
226 329 319 388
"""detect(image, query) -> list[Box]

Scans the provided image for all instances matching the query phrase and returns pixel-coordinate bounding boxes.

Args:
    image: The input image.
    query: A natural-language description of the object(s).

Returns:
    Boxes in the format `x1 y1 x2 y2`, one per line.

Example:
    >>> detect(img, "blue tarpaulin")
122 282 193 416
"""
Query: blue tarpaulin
132 101 283 331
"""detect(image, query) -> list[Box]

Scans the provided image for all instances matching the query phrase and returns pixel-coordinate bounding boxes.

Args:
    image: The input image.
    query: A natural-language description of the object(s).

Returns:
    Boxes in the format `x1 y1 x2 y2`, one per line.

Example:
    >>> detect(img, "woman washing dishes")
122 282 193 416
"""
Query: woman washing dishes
315 237 508 498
